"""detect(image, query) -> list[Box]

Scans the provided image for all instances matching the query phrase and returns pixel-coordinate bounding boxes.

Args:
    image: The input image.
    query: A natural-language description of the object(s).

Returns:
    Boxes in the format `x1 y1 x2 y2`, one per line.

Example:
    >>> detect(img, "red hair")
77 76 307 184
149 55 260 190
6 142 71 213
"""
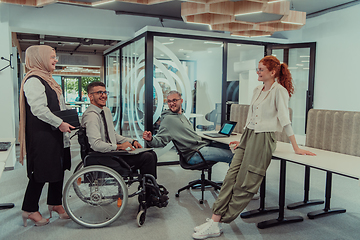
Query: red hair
260 55 294 97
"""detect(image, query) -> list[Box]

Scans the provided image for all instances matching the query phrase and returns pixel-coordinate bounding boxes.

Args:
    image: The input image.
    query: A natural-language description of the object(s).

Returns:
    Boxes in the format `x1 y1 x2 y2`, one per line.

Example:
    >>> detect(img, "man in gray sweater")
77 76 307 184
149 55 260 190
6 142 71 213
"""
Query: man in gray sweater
143 91 232 165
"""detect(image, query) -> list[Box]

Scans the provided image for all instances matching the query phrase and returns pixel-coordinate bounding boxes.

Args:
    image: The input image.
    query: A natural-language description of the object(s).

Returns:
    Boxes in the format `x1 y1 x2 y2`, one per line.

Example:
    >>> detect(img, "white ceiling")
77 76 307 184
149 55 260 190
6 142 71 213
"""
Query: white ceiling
13 0 358 55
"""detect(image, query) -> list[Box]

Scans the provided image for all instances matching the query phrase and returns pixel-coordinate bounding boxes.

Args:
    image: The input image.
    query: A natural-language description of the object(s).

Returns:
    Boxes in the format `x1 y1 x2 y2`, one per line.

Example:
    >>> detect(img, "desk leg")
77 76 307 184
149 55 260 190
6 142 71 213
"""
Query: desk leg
240 176 279 218
0 203 14 210
257 159 303 229
287 166 324 209
307 171 346 219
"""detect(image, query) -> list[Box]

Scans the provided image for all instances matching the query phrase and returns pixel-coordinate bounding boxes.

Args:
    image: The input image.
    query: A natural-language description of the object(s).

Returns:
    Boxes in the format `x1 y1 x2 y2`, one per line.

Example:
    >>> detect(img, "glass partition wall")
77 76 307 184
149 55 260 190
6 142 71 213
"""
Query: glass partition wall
268 43 316 144
105 49 121 132
104 31 315 156
154 37 223 131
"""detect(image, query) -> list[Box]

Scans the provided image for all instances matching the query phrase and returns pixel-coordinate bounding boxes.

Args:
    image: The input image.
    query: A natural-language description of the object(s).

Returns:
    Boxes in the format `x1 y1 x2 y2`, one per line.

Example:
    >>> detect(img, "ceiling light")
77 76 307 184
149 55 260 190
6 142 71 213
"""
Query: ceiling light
92 0 115 7
301 60 309 63
300 56 310 58
178 49 193 53
269 0 285 3
250 34 271 38
281 21 304 25
169 38 175 41
162 42 174 45
236 44 241 46
204 41 223 45
235 11 262 17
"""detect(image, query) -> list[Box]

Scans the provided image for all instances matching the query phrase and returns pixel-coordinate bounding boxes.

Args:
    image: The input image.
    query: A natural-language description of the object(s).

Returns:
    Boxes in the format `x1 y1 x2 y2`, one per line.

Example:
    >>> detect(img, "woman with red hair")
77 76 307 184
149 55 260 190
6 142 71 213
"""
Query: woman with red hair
192 56 315 239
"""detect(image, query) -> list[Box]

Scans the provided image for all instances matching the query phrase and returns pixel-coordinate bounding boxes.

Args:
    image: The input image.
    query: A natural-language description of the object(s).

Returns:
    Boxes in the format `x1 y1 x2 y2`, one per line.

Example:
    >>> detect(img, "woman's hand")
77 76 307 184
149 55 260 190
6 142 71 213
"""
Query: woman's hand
59 122 75 133
229 141 240 149
294 147 316 156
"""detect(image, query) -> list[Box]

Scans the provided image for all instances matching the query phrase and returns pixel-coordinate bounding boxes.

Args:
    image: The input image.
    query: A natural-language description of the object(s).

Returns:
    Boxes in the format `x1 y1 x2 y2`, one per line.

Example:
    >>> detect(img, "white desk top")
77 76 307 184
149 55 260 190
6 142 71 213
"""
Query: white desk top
197 130 241 144
274 142 360 179
197 131 360 179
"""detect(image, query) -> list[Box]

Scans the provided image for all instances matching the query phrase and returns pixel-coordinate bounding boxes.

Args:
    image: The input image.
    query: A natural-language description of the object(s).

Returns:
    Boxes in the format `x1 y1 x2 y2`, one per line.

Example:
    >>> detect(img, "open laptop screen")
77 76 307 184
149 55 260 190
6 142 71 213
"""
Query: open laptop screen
219 122 236 135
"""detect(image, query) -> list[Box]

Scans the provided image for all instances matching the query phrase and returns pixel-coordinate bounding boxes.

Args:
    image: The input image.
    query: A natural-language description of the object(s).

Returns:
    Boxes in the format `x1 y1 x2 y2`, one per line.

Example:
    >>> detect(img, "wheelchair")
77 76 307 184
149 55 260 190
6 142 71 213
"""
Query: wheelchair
63 127 168 228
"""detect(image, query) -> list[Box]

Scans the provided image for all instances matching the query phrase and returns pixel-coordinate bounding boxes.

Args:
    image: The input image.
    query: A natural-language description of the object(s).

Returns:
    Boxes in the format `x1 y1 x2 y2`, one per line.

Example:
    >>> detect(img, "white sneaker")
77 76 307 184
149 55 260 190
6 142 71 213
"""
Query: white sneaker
192 219 222 239
194 219 223 233
194 218 212 232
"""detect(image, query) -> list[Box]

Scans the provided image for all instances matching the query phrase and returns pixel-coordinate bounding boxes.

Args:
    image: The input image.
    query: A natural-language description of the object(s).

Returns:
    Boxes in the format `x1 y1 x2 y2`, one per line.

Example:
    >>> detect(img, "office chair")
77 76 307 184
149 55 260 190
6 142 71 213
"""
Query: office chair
172 140 221 204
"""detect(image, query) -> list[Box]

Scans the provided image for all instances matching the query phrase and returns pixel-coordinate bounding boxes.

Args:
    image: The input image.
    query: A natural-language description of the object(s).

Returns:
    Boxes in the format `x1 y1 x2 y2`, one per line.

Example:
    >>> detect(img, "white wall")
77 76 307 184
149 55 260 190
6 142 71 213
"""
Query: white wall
284 5 360 111
0 4 16 168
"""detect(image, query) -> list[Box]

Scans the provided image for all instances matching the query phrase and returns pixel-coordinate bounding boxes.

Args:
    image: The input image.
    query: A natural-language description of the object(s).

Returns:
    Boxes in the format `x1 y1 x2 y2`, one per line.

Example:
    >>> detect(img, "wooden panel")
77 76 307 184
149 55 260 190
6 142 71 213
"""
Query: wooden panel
1 0 37 6
181 2 207 16
231 30 273 37
208 2 234 15
36 0 57 7
212 22 254 32
57 0 92 6
280 10 306 25
184 13 234 25
263 1 289 15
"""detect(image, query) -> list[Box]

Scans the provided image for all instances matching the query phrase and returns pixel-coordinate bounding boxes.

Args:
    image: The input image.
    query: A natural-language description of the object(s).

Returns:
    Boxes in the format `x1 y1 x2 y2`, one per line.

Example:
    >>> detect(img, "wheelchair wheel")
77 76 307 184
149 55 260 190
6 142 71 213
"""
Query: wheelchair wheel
63 166 128 228
74 161 84 173
136 210 146 227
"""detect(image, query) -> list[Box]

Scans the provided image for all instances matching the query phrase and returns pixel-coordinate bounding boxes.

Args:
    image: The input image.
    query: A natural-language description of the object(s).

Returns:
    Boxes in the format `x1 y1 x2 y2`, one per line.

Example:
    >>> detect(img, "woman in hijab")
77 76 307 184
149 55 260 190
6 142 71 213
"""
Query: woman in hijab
19 45 75 226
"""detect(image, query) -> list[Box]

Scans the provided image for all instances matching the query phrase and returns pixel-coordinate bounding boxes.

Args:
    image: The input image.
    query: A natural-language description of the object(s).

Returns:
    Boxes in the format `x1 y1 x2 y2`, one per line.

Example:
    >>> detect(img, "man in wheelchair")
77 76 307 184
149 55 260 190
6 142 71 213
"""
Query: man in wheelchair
81 81 168 212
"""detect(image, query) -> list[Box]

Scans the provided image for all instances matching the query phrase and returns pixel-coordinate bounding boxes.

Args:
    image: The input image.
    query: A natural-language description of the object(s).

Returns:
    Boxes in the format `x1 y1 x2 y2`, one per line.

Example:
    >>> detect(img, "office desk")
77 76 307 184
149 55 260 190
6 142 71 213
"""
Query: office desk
197 131 360 228
0 138 16 210
197 130 241 144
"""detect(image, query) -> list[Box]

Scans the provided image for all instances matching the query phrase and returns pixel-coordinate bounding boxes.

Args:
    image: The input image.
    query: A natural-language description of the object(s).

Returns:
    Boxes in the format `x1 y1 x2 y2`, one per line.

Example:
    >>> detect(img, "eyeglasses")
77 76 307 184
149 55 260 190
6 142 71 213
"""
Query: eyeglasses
90 91 109 96
167 98 181 104
51 56 59 60
256 68 265 73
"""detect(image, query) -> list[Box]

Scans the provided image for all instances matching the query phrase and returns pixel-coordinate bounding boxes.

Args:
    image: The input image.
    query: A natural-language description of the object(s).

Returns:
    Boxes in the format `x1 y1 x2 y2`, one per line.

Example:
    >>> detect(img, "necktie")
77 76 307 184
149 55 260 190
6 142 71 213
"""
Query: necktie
100 110 111 143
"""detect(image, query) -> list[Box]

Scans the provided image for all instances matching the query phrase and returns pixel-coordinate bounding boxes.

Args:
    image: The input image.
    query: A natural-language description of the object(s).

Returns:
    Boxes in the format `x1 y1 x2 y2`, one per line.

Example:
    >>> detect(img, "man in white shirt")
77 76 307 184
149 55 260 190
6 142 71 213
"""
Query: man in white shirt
81 81 157 178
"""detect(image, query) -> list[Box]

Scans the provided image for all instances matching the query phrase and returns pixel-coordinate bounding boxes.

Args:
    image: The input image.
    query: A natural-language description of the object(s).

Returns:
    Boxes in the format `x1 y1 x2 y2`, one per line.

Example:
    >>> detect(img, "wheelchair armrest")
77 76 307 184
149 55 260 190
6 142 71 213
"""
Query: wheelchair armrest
111 155 132 171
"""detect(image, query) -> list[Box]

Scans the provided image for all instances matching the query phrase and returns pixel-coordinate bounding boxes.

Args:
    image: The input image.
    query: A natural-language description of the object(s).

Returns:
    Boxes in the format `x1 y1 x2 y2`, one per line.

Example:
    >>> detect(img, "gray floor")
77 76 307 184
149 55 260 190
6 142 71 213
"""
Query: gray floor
0 139 359 240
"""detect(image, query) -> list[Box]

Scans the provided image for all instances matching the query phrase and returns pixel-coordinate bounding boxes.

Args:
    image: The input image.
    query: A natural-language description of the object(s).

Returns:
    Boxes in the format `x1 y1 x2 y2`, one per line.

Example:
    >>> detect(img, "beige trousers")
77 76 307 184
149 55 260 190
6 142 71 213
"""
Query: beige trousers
212 128 277 223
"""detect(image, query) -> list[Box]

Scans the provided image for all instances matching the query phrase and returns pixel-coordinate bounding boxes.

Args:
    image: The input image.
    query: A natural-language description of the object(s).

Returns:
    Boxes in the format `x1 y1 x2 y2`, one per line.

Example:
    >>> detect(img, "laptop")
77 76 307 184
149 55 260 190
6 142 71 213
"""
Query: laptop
0 142 11 151
52 109 80 129
113 148 154 155
203 121 237 138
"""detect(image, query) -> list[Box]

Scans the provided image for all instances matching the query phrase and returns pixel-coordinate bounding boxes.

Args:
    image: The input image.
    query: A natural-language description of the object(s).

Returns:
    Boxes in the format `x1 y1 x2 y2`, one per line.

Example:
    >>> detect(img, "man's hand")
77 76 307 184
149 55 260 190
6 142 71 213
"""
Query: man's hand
117 142 135 151
59 122 75 133
133 141 143 149
143 131 152 141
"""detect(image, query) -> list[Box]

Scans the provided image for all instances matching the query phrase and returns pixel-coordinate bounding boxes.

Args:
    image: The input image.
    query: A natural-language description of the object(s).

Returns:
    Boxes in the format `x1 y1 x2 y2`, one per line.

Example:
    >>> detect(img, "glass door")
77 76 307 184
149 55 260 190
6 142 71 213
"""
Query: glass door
267 43 316 144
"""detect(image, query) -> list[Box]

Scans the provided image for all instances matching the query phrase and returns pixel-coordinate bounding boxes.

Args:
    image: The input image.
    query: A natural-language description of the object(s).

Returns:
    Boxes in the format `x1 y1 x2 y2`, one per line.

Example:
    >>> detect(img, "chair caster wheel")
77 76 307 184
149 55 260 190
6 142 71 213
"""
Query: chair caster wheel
137 210 146 227
175 193 179 197
199 200 203 204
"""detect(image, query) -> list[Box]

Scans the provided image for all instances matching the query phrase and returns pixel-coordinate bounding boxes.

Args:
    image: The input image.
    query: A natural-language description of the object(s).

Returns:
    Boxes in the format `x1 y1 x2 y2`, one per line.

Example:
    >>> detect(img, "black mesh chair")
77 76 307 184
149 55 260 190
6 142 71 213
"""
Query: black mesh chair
172 140 221 204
